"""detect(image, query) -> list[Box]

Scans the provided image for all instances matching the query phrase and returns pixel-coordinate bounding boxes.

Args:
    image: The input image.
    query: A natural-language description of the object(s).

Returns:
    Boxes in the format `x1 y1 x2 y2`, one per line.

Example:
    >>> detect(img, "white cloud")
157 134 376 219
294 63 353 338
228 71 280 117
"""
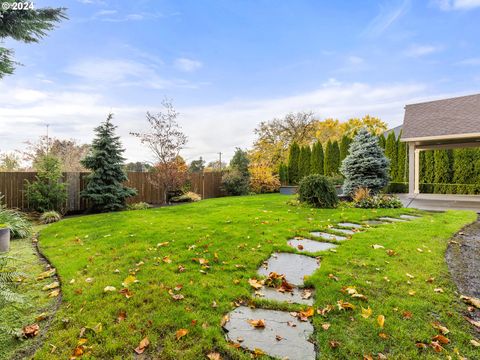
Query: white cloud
363 0 410 37
434 0 480 10
174 58 203 72
405 44 442 57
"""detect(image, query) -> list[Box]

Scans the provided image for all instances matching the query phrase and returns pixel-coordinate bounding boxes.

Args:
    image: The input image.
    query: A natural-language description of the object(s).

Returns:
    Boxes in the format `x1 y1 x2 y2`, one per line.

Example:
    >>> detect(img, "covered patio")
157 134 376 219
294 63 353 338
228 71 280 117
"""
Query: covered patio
401 93 480 209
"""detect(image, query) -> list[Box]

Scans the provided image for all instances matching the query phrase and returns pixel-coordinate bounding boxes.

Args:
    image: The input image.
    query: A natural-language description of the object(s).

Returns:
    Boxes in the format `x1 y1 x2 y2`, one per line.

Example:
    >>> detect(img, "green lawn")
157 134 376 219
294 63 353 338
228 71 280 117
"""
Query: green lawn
33 194 477 359
0 232 57 360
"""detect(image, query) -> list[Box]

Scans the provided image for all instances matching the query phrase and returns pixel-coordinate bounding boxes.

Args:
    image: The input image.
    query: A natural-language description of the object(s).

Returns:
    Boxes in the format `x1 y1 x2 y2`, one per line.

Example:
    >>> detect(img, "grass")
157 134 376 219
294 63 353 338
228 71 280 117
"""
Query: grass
32 194 478 359
0 231 57 360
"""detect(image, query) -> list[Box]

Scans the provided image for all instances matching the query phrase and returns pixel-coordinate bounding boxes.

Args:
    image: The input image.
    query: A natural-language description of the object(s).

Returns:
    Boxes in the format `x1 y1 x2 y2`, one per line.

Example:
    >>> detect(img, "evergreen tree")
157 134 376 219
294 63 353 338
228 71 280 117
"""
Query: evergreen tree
230 148 250 177
324 140 333 176
0 4 67 78
331 140 340 174
378 134 386 149
81 114 137 212
385 132 398 181
298 146 311 180
279 163 289 185
340 129 389 195
287 142 300 184
339 135 352 163
396 134 407 183
453 149 475 194
310 142 324 175
419 151 426 183
434 150 453 194
424 150 435 184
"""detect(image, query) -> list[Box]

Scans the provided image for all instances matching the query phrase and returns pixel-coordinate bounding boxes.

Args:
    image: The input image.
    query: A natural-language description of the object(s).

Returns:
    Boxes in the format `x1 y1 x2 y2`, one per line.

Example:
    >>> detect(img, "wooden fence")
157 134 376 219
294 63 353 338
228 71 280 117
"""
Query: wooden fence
0 171 223 212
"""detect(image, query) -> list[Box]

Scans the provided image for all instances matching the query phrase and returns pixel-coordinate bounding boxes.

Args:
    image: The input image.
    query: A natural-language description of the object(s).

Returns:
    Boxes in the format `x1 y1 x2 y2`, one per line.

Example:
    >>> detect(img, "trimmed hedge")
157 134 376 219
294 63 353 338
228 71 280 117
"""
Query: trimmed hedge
298 174 338 208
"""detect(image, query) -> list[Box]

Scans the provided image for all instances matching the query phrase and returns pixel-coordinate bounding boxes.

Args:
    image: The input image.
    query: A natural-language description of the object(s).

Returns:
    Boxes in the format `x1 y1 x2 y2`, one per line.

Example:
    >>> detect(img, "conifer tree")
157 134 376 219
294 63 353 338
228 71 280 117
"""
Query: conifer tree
324 140 333 176
310 142 324 175
385 132 398 181
279 163 289 185
332 140 340 174
434 150 453 194
419 151 426 183
396 133 407 182
378 134 386 149
453 149 475 194
287 142 300 184
340 128 389 195
298 146 311 180
81 114 137 212
339 135 352 163
424 150 435 184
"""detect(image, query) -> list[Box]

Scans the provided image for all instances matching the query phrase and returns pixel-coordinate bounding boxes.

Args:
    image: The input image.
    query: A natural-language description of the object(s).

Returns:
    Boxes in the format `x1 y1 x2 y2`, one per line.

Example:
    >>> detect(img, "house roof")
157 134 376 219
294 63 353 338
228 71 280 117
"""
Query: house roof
384 125 403 139
402 93 480 141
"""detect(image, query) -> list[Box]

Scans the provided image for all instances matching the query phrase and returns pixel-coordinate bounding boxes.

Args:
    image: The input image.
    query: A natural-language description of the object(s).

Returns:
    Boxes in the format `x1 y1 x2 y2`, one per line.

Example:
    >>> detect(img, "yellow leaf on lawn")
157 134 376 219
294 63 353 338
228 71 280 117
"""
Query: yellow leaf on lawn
37 268 56 280
431 321 449 335
321 323 331 330
122 275 137 287
42 281 59 291
372 244 384 249
134 337 150 354
337 300 355 311
48 289 60 298
175 328 188 340
377 315 385 328
361 307 372 319
207 352 222 360
408 290 416 296
103 286 117 292
248 278 264 290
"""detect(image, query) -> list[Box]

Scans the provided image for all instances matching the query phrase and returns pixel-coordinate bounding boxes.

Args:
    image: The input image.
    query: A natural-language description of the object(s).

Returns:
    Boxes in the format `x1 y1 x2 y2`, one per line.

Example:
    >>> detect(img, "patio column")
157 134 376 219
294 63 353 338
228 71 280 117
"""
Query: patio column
408 143 419 196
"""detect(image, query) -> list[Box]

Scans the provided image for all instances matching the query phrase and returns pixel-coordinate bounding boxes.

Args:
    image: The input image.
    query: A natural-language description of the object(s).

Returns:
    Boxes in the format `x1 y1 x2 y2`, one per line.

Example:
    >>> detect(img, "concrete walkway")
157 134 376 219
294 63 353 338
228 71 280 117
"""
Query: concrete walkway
399 194 480 212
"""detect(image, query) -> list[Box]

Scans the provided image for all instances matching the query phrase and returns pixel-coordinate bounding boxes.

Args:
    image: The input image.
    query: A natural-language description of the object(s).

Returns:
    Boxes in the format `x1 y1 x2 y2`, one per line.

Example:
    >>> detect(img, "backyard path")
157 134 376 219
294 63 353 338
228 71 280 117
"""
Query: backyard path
222 214 422 359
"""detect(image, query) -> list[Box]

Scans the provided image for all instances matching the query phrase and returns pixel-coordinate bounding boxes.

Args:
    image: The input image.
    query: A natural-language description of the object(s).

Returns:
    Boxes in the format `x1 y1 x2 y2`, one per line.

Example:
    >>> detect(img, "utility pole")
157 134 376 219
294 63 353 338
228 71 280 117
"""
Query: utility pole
46 123 50 155
218 152 222 172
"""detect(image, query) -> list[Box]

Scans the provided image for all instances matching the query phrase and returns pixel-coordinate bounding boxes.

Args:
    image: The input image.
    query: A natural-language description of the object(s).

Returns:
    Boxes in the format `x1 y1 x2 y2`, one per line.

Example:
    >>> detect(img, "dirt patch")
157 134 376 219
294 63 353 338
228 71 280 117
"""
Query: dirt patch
446 220 480 325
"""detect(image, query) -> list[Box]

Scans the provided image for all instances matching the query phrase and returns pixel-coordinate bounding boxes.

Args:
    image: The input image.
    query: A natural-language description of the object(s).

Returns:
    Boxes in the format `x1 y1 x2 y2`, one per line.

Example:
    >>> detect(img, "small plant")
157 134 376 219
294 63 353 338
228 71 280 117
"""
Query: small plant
298 174 338 208
352 187 371 203
0 196 32 239
221 170 249 196
40 211 62 224
354 193 402 209
127 202 152 210
0 254 24 307
170 192 201 203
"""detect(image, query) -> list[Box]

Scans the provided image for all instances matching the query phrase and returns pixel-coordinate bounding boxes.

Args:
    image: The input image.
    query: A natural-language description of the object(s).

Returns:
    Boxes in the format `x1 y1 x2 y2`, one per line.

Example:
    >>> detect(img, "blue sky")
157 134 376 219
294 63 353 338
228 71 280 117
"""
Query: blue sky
1 0 480 163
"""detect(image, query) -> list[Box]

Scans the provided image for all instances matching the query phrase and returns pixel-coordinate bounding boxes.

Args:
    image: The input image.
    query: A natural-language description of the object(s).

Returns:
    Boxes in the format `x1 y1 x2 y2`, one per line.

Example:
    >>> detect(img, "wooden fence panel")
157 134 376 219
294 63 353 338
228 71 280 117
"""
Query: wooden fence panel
0 171 223 212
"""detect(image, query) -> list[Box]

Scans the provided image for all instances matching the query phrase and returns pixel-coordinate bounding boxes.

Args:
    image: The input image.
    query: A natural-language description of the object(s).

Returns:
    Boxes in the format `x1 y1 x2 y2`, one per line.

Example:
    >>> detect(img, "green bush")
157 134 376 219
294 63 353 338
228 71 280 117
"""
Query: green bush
170 192 202 203
386 182 408 193
0 196 31 239
127 202 152 210
25 155 67 213
40 211 62 224
221 170 249 196
298 174 338 208
354 194 402 209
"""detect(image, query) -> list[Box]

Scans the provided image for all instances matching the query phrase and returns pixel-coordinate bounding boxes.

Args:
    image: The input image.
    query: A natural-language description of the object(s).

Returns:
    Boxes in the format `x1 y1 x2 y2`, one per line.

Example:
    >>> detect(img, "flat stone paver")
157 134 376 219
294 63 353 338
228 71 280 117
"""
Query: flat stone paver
287 238 338 253
310 231 347 241
330 228 355 235
378 217 407 222
337 222 363 229
258 253 320 286
363 220 387 226
400 214 421 220
255 286 314 305
224 306 315 360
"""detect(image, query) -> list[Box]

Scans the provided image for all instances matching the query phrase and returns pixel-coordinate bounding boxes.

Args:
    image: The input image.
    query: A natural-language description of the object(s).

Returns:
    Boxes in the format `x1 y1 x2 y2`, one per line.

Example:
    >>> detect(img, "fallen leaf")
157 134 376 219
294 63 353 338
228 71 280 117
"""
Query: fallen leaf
470 339 480 347
377 315 385 328
297 244 304 250
134 337 150 354
301 289 313 299
176 328 189 340
104 286 116 292
119 288 133 298
465 317 480 328
22 323 40 337
321 323 331 330
361 307 372 319
42 281 59 291
48 289 60 298
408 290 416 296
430 340 443 353
220 315 229 327
402 311 413 319
372 244 384 249
248 319 266 328
298 307 314 321
363 355 373 360
337 300 355 311
163 256 172 264
379 332 388 339
287 321 296 327
275 334 283 341
432 334 450 344
117 310 127 322
386 249 396 256
170 293 184 301
328 273 339 281
248 278 264 290
426 277 435 283
122 275 137 287
434 288 444 293
416 248 423 252
253 348 265 355
460 295 480 309
329 340 340 349
35 312 48 322
406 273 415 279
431 321 449 335
207 353 222 360
415 342 428 349
37 268 56 280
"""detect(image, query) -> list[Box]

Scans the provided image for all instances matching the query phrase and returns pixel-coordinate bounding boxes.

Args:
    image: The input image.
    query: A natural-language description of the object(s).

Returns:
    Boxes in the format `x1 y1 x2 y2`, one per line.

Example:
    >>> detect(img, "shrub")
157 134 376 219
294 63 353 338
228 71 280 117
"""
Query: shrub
298 174 338 208
0 197 32 239
221 170 249 196
25 155 67 213
126 202 152 210
354 193 402 209
170 192 201 203
352 187 371 203
40 211 62 224
386 182 408 193
249 166 280 194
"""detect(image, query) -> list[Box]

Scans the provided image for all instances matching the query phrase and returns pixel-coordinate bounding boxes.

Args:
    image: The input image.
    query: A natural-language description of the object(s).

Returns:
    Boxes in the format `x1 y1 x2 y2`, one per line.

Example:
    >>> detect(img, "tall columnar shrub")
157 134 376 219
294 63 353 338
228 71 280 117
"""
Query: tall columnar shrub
298 146 311 180
419 151 426 182
25 155 67 213
396 135 408 183
378 134 386 149
332 140 340 174
324 140 333 176
423 150 435 184
81 114 137 212
453 149 475 194
310 142 324 175
278 163 289 185
385 132 398 181
434 149 453 193
339 135 352 163
340 128 390 195
287 142 300 184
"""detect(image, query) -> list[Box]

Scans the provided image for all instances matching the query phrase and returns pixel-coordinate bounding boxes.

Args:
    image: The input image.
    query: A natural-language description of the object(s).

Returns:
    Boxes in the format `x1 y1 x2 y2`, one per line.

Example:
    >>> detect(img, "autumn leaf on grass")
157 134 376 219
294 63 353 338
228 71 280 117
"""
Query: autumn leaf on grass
103 286 116 292
321 323 331 330
432 334 450 344
298 307 314 321
119 288 133 298
248 319 266 328
460 295 480 309
434 288 444 293
207 352 222 360
430 340 444 353
431 321 449 335
248 278 264 290
329 340 340 349
163 256 172 264
377 315 385 328
361 307 372 319
402 311 413 319
372 244 384 249
122 275 137 287
220 315 229 327
471 339 480 347
48 289 60 298
328 274 339 281
378 332 388 339
35 313 48 322
42 281 59 291
386 249 397 256
117 310 127 322
175 328 189 340
22 324 39 338
134 337 150 354
317 304 334 316
337 300 355 311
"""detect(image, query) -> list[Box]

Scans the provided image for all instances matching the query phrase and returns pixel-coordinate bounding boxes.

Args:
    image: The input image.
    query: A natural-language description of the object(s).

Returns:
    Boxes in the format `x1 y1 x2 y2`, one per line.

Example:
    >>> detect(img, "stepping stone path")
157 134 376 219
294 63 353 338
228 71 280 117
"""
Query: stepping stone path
310 231 347 241
223 213 423 359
